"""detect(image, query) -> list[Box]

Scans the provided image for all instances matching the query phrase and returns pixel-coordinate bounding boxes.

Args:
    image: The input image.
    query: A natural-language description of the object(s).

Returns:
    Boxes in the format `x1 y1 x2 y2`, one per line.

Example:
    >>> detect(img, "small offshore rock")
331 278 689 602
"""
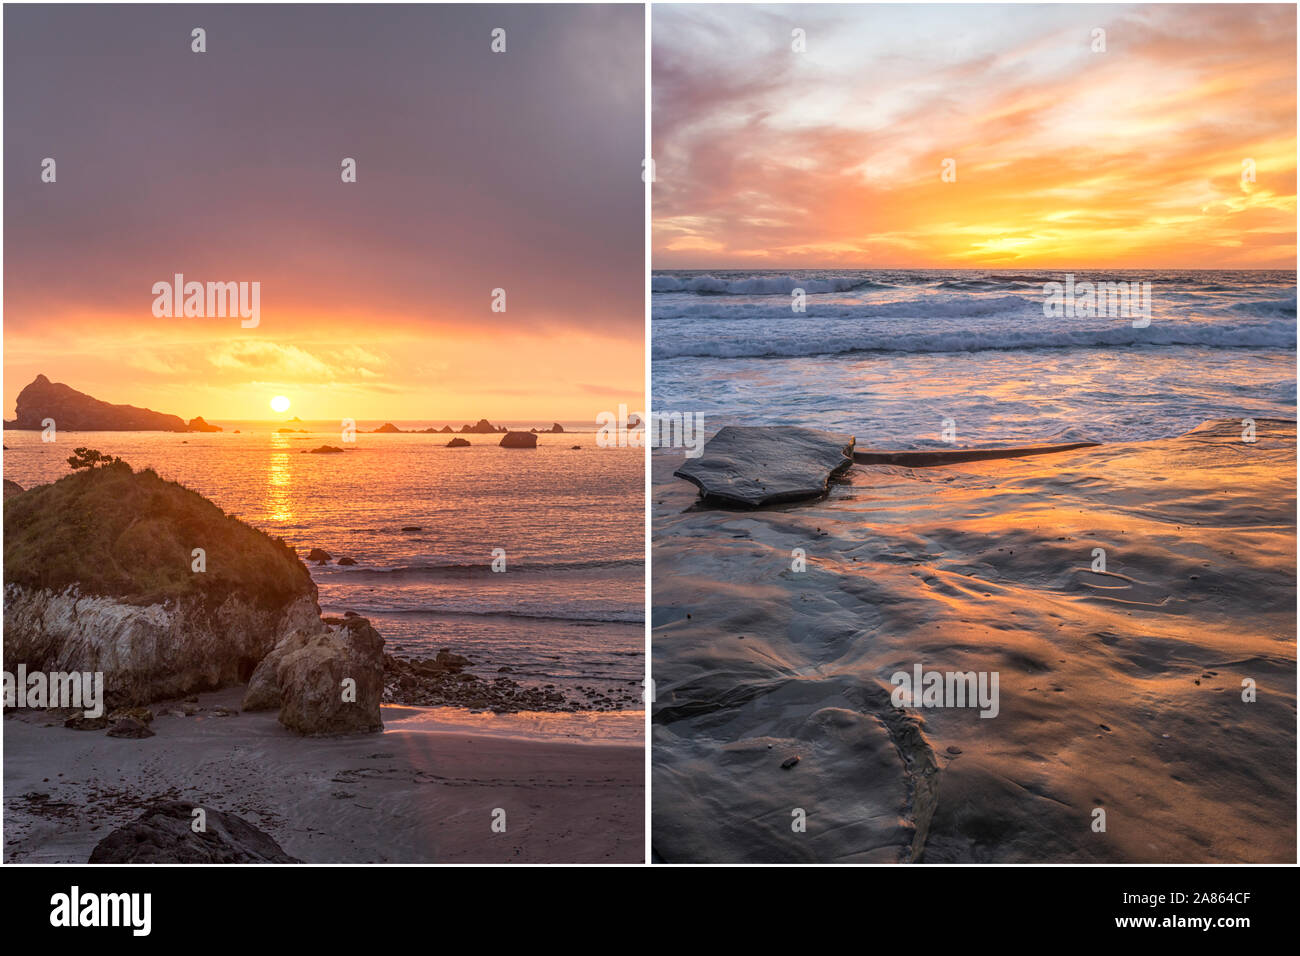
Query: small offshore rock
499 431 538 449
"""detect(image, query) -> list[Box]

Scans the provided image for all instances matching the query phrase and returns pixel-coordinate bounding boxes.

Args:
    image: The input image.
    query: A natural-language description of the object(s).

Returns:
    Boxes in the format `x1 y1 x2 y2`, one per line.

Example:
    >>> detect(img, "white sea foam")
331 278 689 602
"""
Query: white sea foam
653 316 1296 359
651 269 1297 446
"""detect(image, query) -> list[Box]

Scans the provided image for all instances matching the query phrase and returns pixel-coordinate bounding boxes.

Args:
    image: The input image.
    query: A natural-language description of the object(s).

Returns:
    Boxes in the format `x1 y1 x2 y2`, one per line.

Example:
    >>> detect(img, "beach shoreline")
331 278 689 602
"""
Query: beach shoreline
4 687 644 864
651 419 1297 863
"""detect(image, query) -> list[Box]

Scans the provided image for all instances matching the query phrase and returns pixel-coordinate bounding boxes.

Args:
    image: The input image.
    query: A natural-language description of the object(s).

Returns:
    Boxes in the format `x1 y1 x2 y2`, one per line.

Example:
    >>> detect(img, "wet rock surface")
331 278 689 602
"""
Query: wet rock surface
674 426 855 507
653 421 1298 863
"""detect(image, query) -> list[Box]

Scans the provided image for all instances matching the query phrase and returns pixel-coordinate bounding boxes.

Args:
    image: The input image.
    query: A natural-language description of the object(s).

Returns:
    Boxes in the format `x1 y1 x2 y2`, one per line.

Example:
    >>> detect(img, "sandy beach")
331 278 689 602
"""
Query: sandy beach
651 419 1296 863
4 688 644 864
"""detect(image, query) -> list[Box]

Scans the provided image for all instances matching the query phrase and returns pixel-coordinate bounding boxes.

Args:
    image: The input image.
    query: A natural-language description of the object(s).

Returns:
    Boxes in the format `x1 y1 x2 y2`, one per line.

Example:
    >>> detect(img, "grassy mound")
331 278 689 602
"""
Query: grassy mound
4 461 314 608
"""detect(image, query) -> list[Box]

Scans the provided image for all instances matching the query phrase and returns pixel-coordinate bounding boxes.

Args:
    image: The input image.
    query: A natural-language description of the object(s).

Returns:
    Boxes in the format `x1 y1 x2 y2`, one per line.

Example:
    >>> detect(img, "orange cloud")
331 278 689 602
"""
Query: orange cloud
4 5 645 422
653 4 1296 269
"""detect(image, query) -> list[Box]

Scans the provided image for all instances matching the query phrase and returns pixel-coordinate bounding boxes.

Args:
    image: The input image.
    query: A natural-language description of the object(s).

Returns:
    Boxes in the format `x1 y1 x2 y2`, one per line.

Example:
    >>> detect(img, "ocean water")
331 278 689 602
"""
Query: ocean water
653 270 1296 446
2 425 644 703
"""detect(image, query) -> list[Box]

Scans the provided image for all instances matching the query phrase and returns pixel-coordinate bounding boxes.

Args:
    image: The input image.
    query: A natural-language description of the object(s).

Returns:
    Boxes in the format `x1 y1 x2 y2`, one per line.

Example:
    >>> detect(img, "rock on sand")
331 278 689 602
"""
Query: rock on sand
674 425 855 506
89 800 299 863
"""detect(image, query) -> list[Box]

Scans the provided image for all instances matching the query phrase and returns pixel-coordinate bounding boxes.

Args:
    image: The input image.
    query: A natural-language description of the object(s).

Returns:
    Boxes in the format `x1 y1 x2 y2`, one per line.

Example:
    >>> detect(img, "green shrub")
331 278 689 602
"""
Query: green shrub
3 461 315 608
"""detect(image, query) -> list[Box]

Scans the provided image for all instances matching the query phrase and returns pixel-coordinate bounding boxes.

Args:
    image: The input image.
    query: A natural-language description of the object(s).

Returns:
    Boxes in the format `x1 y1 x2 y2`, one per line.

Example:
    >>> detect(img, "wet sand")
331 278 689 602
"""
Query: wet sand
4 687 644 863
652 419 1296 863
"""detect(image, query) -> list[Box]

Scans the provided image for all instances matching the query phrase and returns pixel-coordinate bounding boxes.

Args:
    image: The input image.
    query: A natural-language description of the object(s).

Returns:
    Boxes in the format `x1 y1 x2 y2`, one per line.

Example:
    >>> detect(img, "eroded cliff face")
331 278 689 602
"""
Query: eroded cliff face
3 584 323 707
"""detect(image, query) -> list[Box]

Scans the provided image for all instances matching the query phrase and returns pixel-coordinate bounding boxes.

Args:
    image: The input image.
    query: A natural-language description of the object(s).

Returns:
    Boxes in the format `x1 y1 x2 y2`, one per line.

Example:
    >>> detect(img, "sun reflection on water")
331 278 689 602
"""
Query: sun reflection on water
267 433 294 522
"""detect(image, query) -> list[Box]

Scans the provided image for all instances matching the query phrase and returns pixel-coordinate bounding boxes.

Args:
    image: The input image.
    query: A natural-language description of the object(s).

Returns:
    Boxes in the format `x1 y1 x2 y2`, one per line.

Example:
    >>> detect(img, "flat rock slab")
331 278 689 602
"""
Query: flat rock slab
674 426 855 507
853 440 1099 467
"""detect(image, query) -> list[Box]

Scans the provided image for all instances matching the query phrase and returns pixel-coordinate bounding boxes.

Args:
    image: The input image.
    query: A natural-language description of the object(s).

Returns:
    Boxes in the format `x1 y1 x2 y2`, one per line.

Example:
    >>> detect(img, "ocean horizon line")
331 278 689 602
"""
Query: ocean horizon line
653 266 1299 274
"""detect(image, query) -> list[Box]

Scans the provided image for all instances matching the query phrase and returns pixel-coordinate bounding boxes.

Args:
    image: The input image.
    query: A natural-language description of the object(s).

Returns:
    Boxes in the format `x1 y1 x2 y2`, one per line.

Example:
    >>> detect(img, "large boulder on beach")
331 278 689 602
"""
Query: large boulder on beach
499 431 538 449
243 616 384 735
241 634 303 712
3 460 320 707
674 425 856 506
89 801 299 863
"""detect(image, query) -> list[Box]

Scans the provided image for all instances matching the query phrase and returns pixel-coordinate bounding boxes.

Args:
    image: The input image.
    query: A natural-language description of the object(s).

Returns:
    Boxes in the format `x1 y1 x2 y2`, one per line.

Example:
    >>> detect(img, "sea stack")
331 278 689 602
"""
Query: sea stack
6 374 189 431
500 431 539 448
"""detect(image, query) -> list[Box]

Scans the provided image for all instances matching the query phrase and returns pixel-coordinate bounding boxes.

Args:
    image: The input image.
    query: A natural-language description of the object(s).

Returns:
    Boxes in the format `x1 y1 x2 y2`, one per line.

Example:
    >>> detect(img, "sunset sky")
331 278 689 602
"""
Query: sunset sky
4 5 643 422
653 3 1297 270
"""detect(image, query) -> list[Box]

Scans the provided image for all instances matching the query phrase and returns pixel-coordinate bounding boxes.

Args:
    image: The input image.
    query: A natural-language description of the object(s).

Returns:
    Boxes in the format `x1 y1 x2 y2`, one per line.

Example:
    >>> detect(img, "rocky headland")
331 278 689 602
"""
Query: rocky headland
2 457 382 735
4 374 217 432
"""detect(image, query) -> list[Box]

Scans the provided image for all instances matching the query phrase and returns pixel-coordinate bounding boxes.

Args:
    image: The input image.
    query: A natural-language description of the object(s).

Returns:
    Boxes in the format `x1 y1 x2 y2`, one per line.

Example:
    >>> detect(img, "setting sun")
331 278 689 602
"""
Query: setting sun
270 395 290 414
